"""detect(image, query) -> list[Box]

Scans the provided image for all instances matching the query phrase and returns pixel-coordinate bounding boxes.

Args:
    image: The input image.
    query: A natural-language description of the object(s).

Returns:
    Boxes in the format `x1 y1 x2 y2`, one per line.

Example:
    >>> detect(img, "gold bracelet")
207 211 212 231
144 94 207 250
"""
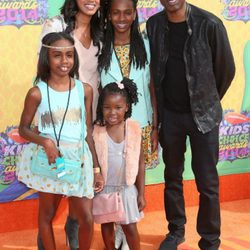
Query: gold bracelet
93 167 101 174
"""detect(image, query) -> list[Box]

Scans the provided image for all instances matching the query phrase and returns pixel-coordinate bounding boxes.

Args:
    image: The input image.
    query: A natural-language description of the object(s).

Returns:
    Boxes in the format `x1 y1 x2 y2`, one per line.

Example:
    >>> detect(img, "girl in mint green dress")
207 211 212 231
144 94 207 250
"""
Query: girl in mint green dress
17 32 103 249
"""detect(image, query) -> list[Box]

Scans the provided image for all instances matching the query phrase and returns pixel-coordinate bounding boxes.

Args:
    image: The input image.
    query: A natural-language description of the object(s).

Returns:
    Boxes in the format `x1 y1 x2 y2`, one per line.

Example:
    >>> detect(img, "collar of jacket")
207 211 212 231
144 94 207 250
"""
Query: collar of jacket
162 2 192 35
108 45 143 82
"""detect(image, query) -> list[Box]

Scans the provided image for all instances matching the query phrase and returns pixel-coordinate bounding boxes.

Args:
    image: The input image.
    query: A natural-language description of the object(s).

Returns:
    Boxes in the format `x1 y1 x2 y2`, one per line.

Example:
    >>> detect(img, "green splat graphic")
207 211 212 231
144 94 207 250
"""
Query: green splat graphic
47 0 65 18
241 41 250 111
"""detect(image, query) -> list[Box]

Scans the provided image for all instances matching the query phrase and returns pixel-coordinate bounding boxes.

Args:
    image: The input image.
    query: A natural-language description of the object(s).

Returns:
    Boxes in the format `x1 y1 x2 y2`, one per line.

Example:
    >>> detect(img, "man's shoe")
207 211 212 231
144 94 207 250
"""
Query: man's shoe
159 233 185 250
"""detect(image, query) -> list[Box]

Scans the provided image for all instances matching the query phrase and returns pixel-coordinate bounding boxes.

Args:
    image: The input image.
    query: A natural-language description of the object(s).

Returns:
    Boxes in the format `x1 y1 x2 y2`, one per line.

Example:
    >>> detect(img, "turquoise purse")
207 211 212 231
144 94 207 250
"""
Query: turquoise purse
31 147 82 184
30 80 86 184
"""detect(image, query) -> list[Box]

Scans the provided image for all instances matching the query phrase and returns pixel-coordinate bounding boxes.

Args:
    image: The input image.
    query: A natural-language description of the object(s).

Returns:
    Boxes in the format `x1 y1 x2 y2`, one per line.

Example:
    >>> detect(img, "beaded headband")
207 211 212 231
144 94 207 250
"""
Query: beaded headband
42 44 75 49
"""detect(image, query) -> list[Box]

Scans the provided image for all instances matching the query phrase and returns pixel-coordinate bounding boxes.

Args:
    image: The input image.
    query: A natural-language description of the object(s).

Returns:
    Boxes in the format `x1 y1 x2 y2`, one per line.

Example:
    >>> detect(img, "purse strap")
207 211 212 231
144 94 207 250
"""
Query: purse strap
75 80 86 161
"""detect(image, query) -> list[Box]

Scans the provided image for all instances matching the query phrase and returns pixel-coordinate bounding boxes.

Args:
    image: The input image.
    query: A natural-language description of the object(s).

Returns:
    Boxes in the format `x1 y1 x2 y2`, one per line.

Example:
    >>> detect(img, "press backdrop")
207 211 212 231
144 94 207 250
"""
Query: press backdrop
0 0 250 202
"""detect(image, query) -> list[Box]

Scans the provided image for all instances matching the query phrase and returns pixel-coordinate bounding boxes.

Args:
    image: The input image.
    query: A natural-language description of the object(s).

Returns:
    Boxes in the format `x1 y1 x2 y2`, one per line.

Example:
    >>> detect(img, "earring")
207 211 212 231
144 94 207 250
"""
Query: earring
97 9 100 18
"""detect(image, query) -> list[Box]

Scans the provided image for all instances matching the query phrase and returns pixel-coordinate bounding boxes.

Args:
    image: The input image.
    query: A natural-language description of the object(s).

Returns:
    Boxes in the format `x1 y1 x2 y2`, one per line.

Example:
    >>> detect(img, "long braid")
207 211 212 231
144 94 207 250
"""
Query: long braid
98 20 114 72
130 15 147 69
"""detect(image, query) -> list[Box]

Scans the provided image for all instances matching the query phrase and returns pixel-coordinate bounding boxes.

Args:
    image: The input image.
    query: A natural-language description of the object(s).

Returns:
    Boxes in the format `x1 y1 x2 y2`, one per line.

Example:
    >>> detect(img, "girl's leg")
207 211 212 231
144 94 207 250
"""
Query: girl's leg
101 222 115 250
69 196 93 250
38 192 62 250
121 223 140 250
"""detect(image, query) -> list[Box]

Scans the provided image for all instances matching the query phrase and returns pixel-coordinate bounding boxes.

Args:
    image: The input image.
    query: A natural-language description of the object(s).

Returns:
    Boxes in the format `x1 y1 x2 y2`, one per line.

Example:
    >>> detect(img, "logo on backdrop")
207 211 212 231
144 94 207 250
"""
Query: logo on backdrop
137 0 163 31
219 110 250 162
221 0 250 22
0 0 48 27
0 126 27 185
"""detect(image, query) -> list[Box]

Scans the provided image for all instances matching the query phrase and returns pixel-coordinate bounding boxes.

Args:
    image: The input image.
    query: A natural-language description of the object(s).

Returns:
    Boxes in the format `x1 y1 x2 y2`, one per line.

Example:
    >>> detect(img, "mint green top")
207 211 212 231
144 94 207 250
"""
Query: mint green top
37 80 86 143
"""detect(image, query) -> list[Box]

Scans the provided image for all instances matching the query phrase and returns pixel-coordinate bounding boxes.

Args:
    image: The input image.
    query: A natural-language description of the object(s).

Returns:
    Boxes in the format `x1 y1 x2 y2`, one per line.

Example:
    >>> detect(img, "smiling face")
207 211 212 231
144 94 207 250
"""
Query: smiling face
110 0 136 35
160 0 186 22
103 94 128 126
76 0 100 16
48 39 74 78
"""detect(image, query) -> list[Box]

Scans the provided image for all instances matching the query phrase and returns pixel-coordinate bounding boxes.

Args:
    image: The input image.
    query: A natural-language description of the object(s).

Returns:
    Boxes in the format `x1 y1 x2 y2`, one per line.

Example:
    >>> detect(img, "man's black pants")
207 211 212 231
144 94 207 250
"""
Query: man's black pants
159 110 221 250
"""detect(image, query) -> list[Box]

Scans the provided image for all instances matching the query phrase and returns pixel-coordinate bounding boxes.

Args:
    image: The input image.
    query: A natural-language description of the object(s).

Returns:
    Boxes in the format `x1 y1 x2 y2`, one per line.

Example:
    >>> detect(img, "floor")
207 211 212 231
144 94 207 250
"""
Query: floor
0 199 250 250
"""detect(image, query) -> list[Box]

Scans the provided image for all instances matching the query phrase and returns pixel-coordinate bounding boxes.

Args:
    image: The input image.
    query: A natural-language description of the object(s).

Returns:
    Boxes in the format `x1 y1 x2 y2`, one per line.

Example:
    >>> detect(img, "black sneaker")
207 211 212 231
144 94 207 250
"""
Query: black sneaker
159 233 185 250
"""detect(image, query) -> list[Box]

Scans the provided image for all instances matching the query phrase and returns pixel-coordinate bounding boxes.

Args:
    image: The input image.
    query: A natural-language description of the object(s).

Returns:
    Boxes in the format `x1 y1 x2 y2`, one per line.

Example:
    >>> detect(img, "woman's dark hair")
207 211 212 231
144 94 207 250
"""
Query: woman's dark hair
95 77 139 126
98 0 147 72
60 0 104 53
35 32 79 84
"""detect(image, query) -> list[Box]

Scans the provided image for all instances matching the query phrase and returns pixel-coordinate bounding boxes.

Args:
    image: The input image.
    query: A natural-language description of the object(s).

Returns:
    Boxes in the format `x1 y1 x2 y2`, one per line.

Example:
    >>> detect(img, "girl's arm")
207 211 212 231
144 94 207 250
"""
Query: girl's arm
149 65 158 152
19 87 59 163
84 83 104 193
135 140 146 212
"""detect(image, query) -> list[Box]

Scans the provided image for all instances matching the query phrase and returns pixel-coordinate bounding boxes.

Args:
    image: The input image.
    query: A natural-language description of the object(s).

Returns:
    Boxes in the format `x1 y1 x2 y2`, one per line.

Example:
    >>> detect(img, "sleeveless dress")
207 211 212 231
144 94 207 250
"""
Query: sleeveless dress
16 80 94 198
99 134 143 225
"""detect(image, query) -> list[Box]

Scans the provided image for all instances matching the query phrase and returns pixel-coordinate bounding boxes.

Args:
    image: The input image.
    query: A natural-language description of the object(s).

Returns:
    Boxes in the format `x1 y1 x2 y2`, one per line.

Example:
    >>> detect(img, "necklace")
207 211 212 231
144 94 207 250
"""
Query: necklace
47 77 72 154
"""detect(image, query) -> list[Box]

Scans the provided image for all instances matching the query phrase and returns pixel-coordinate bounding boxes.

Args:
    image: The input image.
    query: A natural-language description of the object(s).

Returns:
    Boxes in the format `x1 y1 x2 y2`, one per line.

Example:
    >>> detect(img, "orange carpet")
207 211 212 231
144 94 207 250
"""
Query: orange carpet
1 173 250 249
1 173 250 233
0 199 250 249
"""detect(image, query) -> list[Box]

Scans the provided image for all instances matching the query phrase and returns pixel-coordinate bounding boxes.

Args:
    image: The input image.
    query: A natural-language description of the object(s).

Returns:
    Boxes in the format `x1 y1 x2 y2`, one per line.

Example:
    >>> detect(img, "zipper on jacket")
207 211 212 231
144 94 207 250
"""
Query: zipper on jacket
159 28 169 88
183 23 203 133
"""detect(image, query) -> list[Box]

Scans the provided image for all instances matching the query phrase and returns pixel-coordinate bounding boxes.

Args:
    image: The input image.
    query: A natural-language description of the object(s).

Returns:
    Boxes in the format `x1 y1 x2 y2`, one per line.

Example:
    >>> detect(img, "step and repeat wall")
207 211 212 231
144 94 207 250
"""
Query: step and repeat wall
0 0 250 202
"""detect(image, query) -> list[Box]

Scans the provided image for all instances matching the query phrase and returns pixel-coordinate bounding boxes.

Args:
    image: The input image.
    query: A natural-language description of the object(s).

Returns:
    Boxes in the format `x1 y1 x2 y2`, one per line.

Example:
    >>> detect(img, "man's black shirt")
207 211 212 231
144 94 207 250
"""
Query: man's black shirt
162 21 191 113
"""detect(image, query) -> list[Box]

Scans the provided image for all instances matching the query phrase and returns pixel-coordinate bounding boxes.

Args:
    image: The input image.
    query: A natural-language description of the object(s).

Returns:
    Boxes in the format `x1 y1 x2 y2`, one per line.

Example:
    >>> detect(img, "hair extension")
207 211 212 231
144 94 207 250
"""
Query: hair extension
60 0 105 54
35 32 79 84
98 0 147 72
95 77 138 126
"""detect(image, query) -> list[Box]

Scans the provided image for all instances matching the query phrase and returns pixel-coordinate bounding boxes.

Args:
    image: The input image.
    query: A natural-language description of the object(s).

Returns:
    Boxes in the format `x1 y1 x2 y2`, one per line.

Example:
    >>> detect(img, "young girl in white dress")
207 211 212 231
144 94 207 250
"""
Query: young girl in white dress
93 78 146 250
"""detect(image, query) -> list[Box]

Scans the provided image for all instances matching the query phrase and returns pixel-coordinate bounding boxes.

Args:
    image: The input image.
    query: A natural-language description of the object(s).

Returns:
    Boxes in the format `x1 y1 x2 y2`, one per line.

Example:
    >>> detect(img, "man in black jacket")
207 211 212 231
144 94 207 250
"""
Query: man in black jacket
146 1 235 250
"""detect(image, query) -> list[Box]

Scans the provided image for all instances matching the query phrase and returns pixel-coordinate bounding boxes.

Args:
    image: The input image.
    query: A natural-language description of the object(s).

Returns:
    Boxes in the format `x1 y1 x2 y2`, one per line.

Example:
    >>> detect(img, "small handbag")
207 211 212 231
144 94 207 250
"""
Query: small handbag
93 192 126 224
30 146 82 184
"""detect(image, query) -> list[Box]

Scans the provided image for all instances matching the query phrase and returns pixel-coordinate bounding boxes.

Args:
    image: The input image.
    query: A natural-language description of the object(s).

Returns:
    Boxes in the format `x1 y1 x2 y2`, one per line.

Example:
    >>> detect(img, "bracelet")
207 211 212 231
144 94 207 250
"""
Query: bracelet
93 167 101 174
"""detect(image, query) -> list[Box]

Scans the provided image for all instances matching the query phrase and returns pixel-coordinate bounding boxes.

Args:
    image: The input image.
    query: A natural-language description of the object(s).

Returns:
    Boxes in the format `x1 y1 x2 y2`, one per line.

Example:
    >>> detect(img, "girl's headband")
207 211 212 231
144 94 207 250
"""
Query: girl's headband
42 44 75 49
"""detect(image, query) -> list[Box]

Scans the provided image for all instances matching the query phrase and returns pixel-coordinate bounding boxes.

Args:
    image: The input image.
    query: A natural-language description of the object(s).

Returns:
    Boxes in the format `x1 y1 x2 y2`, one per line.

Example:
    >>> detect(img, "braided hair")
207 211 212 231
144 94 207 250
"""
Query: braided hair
95 77 138 126
98 0 147 72
60 0 105 54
